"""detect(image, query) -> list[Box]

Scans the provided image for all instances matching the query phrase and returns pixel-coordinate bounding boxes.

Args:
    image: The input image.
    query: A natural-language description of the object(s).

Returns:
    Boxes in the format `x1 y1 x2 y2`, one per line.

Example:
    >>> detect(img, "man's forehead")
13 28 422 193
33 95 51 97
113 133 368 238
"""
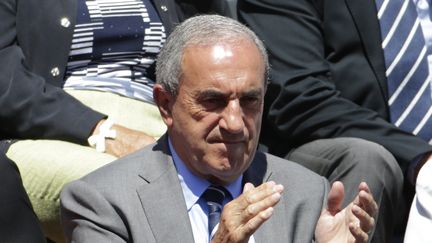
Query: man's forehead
183 39 259 56
211 45 234 61
178 39 266 93
181 43 264 73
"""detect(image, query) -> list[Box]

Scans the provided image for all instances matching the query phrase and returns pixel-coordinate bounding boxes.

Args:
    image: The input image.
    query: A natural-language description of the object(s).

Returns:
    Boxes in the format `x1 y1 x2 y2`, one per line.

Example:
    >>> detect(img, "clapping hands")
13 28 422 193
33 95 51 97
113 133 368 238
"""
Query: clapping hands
315 181 378 243
212 180 377 243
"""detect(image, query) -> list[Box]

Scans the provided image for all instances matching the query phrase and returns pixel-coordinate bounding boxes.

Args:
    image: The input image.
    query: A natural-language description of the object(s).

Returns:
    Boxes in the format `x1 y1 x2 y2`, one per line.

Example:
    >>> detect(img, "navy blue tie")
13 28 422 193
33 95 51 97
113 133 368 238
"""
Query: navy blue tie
201 185 231 238
376 0 432 142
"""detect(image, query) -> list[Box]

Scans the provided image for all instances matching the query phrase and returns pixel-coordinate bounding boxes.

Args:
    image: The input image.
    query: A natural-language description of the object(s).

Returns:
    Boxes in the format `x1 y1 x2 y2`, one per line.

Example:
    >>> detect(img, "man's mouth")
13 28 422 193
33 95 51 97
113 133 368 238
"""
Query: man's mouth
210 139 246 145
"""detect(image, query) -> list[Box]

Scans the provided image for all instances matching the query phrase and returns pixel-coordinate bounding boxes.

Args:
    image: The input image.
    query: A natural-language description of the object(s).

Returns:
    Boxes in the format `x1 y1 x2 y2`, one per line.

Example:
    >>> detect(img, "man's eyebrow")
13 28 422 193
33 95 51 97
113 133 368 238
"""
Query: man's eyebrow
196 89 228 99
241 88 263 97
195 88 264 99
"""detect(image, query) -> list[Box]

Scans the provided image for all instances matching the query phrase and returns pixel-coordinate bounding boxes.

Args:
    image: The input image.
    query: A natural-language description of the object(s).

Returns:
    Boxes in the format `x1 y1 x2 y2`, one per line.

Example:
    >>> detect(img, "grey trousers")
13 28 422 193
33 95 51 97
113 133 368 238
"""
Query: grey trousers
286 137 404 243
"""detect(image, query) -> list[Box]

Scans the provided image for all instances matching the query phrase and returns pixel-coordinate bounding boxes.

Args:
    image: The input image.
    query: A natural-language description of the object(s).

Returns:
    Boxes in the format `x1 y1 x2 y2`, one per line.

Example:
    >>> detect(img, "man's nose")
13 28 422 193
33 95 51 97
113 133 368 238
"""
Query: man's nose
219 99 245 134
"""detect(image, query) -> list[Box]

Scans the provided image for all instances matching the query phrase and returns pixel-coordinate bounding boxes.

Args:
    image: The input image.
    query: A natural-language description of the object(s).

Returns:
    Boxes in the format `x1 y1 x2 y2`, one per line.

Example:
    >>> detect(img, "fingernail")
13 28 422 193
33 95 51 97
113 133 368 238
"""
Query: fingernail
273 184 284 193
272 192 281 201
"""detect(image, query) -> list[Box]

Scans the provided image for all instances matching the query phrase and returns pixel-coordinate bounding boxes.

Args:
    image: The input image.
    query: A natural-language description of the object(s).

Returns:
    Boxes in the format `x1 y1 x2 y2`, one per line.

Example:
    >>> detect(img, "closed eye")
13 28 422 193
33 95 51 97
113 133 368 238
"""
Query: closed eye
240 89 263 108
240 96 261 107
196 90 228 111
201 97 228 110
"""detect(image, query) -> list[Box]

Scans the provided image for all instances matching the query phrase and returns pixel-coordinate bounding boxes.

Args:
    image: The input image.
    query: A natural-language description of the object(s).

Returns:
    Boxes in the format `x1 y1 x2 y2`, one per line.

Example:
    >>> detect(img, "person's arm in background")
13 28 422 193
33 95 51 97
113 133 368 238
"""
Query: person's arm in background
238 0 432 175
0 0 154 156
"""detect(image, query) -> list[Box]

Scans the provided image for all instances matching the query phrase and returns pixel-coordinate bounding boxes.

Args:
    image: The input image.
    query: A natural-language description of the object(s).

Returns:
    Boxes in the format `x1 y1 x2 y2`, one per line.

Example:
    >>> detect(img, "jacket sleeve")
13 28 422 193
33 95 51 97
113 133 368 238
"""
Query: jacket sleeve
61 180 129 242
238 0 432 172
0 0 105 145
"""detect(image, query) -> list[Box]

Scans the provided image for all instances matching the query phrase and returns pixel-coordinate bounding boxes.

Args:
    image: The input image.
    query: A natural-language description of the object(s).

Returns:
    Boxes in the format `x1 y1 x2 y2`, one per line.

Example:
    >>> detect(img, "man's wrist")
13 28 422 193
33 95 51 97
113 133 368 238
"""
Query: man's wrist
88 118 117 152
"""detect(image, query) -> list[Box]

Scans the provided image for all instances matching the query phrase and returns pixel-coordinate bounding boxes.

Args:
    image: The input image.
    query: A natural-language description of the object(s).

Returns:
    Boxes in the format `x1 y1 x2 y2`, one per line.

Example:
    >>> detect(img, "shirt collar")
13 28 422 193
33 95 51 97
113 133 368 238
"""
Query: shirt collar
168 138 243 210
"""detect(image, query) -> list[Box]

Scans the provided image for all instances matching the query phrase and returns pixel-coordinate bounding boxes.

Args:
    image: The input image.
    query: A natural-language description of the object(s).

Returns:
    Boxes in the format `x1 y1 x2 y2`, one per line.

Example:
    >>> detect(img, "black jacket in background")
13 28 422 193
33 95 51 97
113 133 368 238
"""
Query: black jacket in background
0 0 231 144
239 0 432 173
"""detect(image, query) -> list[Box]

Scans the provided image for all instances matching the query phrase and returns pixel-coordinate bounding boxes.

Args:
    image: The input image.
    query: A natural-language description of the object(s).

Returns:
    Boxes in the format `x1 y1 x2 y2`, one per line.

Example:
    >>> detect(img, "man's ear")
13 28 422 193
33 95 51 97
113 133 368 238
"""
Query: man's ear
153 84 174 127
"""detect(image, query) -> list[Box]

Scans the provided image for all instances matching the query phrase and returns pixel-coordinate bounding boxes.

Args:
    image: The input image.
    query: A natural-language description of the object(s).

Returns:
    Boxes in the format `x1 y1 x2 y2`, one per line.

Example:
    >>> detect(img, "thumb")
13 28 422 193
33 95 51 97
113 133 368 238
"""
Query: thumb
326 181 345 215
243 182 255 192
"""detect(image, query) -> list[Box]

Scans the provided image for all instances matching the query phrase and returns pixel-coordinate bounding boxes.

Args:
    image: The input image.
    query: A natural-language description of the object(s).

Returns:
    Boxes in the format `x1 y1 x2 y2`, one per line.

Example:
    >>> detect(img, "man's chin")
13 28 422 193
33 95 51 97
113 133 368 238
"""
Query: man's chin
209 162 249 184
208 173 239 185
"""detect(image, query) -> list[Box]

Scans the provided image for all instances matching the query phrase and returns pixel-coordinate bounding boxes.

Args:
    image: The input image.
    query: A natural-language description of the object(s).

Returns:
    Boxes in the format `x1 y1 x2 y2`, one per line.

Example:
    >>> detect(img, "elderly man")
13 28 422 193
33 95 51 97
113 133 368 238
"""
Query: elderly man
60 15 377 242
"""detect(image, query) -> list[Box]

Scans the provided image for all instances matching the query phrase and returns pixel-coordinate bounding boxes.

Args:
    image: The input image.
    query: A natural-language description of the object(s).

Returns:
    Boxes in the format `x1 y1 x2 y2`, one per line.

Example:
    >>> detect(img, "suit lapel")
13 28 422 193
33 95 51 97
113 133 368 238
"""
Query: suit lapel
243 153 290 243
136 137 195 242
344 0 389 100
136 141 290 242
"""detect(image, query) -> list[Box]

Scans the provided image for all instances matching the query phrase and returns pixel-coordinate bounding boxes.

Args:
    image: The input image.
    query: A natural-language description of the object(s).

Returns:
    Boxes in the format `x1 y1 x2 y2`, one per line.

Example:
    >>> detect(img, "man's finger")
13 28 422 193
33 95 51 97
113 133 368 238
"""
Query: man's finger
242 181 283 205
349 221 369 243
243 189 282 219
352 204 375 234
326 181 345 214
357 182 371 193
243 182 255 193
216 182 283 242
242 207 274 237
357 189 378 218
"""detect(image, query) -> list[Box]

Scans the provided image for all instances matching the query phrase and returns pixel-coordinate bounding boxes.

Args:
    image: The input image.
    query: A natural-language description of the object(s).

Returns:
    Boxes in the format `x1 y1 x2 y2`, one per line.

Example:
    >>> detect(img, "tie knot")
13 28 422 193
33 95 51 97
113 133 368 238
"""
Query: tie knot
202 185 230 204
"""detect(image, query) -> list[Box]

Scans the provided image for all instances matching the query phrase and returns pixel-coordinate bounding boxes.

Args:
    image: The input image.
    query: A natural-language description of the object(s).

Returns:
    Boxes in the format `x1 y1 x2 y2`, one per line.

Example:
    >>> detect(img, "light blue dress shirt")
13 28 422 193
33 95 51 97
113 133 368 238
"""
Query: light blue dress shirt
168 139 256 243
